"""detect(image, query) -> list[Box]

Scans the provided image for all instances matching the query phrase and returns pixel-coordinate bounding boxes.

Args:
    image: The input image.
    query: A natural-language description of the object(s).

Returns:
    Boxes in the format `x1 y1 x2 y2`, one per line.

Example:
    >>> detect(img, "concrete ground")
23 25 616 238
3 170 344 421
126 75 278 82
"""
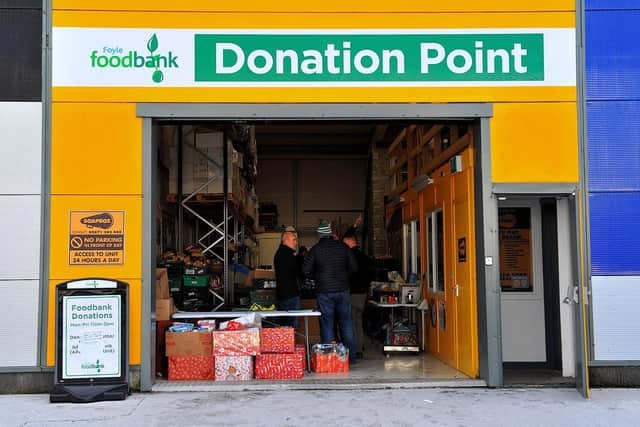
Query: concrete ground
1 388 640 427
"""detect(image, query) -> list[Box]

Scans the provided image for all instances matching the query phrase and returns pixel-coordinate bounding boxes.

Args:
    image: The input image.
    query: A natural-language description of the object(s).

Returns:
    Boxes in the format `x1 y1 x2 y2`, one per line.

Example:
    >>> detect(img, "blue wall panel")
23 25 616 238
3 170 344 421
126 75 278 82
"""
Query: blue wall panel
589 192 640 275
586 10 640 101
587 8 640 276
587 101 640 191
587 1 640 10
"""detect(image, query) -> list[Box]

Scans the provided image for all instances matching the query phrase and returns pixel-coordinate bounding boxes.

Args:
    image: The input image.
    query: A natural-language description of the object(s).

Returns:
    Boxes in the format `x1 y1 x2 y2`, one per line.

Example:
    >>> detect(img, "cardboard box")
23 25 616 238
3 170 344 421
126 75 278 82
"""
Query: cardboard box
215 355 253 381
260 327 295 354
168 355 215 381
165 330 213 356
156 268 170 299
254 269 276 280
212 328 260 356
156 298 176 321
255 353 304 380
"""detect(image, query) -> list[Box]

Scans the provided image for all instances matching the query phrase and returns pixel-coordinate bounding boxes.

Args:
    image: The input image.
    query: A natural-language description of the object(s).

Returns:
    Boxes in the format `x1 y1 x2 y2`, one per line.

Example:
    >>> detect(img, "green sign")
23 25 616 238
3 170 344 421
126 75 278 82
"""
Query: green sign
194 34 544 82
89 33 179 83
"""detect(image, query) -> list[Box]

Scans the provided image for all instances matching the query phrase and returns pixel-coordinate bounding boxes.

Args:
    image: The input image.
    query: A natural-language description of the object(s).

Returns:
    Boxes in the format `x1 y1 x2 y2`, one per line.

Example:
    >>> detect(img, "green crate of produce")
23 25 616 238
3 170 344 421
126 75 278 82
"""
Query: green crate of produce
183 274 210 287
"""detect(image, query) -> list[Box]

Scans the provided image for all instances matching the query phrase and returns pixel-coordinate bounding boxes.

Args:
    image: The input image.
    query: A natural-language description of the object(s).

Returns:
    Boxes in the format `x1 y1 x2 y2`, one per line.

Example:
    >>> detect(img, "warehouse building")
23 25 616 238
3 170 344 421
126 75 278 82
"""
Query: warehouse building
0 1 637 397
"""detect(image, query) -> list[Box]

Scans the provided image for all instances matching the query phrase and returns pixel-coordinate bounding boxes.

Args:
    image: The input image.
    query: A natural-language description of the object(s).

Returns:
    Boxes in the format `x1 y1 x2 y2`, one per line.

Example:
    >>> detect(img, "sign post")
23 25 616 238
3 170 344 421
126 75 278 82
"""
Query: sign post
50 279 129 403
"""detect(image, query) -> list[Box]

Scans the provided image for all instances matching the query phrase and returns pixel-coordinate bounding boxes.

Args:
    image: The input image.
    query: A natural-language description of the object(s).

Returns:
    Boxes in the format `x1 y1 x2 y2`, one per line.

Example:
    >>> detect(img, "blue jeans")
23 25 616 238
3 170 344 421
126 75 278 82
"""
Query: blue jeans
277 296 300 328
316 290 357 362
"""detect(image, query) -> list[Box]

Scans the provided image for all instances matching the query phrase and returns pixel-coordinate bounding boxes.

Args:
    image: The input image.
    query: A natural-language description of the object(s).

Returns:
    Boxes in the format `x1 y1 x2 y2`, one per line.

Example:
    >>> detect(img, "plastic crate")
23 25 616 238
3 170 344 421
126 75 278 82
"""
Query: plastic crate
183 275 210 287
250 290 276 301
165 262 183 278
181 286 212 311
249 290 276 306
183 265 210 276
169 277 182 293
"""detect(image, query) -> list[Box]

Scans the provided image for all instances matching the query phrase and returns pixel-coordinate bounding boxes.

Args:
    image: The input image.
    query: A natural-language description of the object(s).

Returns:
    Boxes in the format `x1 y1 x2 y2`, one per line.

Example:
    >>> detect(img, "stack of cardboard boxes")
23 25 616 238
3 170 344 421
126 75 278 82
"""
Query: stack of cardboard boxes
163 326 306 381
166 329 215 380
155 268 176 321
255 328 305 380
213 328 260 381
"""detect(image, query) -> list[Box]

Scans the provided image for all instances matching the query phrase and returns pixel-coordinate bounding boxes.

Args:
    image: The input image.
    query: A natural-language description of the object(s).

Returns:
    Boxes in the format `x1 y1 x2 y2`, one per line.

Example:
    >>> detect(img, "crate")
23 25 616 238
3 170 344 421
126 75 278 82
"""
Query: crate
181 286 212 311
183 275 210 287
165 262 183 278
250 290 276 305
169 277 182 293
183 265 209 275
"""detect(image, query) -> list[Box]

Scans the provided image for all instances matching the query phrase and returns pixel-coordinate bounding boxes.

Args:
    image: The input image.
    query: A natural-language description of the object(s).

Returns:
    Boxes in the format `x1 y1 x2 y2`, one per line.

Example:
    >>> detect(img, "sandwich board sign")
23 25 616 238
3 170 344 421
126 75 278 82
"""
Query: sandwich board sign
51 279 129 403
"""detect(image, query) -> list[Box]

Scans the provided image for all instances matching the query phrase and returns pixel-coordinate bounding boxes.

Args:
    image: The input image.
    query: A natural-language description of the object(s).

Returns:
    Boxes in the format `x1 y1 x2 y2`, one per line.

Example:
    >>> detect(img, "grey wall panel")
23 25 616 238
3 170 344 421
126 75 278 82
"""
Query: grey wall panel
592 276 640 360
0 1 42 7
0 6 41 101
0 102 42 194
0 196 41 280
256 157 367 247
256 159 295 227
297 158 367 228
0 280 38 366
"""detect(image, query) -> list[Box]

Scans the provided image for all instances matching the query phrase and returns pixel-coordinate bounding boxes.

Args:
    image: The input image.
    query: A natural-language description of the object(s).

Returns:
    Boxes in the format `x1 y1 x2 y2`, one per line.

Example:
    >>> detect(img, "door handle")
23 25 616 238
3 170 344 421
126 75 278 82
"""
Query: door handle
562 285 579 305
454 283 459 297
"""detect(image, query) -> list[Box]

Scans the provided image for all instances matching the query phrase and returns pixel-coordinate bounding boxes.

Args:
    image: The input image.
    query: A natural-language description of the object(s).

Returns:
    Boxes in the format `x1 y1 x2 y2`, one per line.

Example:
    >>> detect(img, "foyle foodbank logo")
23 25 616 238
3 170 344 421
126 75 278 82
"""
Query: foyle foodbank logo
89 34 178 83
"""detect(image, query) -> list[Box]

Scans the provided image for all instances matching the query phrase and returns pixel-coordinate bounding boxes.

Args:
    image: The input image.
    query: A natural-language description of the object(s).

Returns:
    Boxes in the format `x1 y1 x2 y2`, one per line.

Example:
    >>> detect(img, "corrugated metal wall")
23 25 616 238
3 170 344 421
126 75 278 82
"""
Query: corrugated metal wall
587 1 640 360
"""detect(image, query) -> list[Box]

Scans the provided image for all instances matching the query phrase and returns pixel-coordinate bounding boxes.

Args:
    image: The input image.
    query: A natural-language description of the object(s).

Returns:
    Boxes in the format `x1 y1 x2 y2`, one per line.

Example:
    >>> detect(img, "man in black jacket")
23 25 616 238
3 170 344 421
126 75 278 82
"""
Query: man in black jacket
274 230 301 327
304 220 358 363
343 233 374 358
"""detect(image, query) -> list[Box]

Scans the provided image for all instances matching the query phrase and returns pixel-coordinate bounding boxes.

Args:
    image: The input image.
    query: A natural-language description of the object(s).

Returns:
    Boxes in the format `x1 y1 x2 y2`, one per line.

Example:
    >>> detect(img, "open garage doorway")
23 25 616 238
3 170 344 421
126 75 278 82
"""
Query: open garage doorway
138 103 503 391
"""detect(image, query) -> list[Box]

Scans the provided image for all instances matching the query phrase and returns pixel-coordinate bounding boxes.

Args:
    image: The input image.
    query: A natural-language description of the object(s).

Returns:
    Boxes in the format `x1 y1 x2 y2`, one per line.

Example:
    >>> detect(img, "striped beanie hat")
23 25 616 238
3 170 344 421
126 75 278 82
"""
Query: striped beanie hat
317 220 332 237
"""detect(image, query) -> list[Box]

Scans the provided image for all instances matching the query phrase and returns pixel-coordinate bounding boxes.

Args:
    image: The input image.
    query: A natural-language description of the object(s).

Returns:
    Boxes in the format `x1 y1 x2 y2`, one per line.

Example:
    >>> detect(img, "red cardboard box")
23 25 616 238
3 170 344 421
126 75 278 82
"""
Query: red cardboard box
168 355 214 381
311 353 349 373
260 327 295 354
165 330 212 356
213 328 260 356
255 353 304 380
215 355 253 381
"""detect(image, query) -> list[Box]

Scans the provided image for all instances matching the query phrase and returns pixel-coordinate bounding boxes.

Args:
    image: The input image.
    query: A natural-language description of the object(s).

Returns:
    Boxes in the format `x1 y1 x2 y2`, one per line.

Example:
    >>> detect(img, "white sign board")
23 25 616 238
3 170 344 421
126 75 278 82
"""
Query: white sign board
62 295 121 379
52 28 576 88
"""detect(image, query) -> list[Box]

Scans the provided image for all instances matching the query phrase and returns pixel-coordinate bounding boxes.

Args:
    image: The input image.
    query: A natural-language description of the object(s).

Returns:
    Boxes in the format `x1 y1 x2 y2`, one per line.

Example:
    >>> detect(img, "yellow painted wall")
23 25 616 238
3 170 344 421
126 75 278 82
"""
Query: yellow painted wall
47 103 142 365
48 1 577 369
491 102 579 183
53 1 576 13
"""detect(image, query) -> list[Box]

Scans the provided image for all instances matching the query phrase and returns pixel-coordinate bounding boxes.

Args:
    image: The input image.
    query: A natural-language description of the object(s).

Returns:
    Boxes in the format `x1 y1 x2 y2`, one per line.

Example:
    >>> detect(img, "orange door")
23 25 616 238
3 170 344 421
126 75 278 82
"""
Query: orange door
436 177 456 366
453 166 478 377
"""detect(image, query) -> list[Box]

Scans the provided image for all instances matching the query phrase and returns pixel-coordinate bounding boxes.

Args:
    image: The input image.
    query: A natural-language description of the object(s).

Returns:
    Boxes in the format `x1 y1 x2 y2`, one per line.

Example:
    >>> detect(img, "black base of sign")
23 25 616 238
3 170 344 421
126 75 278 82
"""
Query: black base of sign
50 383 129 403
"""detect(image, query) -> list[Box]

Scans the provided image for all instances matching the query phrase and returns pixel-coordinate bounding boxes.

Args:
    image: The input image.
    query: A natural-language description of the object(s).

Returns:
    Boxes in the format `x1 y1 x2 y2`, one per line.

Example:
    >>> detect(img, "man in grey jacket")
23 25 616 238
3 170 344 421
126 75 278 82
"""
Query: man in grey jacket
304 220 358 363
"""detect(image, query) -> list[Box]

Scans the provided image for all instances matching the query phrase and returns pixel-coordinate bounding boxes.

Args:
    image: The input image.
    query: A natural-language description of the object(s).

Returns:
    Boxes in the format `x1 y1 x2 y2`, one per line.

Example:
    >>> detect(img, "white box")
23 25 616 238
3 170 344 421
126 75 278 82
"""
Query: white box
401 284 421 305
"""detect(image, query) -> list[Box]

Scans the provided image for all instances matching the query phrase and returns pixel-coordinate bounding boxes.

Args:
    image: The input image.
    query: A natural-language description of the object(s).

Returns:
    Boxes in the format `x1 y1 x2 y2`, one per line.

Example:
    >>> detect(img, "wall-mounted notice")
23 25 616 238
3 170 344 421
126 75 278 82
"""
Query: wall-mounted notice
69 211 125 265
499 207 533 291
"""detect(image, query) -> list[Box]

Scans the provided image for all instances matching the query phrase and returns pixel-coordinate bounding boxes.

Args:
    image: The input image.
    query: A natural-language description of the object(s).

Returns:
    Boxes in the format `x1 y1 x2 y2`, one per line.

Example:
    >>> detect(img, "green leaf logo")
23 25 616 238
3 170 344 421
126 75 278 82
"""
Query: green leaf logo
152 69 164 83
147 34 159 53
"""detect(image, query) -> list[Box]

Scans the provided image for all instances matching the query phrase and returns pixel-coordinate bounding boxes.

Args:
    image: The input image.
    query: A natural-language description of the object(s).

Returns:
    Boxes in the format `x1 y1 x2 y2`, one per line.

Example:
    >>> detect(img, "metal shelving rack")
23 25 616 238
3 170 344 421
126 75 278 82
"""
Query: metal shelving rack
175 126 246 311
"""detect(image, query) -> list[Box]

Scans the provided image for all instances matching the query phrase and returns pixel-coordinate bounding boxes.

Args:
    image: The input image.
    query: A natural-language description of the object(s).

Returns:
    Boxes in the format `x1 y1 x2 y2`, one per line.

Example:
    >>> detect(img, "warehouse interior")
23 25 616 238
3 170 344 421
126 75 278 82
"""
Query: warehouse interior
150 118 499 385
